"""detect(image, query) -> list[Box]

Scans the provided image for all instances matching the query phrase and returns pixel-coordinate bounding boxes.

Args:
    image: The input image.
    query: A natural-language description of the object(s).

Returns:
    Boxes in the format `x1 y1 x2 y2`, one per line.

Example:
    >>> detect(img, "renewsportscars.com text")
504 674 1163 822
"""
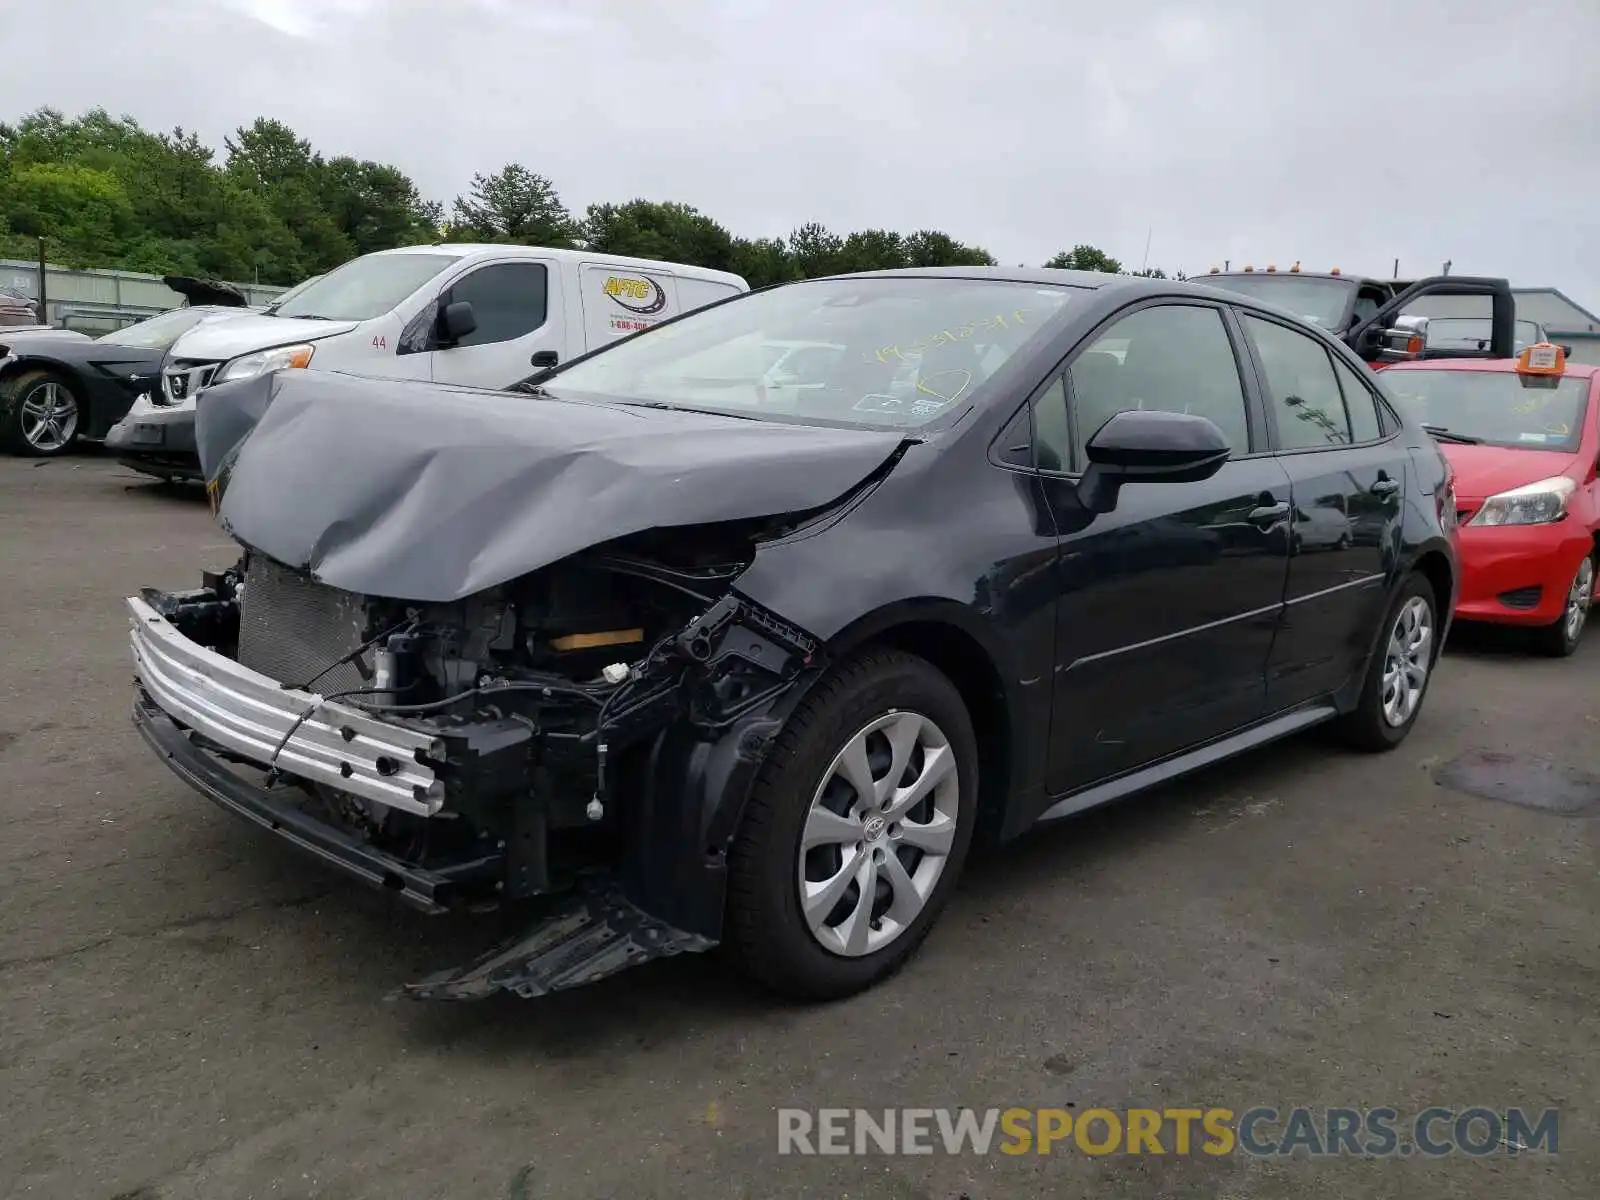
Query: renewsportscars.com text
777 1106 1559 1157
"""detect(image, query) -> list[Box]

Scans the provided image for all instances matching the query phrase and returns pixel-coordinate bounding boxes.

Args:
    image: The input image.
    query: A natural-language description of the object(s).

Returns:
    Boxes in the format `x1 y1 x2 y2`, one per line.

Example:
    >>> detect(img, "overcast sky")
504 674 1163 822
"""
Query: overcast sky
5 0 1599 306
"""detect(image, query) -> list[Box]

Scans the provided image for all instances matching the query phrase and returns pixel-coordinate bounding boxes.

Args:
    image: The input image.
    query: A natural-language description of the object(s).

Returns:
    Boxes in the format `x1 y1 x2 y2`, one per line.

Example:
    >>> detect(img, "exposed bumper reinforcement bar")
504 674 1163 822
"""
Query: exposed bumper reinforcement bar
127 593 443 814
402 878 716 1001
134 693 473 913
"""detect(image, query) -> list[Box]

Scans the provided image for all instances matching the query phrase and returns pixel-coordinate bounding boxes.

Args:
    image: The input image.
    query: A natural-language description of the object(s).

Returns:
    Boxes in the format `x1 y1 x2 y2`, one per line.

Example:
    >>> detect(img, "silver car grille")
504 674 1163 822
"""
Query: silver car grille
237 555 371 696
157 360 219 405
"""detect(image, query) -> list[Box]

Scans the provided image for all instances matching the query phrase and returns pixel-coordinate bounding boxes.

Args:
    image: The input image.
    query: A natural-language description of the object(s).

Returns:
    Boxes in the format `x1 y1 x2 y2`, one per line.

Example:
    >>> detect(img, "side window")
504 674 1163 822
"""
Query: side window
1244 315 1352 449
1033 377 1070 472
443 262 548 348
1331 354 1384 442
1069 304 1251 462
1351 287 1385 328
990 378 1069 472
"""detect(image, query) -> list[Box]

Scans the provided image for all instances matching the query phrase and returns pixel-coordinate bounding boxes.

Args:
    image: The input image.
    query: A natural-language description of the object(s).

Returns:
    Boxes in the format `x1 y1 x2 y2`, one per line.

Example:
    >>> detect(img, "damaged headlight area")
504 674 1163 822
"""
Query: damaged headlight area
129 534 821 1000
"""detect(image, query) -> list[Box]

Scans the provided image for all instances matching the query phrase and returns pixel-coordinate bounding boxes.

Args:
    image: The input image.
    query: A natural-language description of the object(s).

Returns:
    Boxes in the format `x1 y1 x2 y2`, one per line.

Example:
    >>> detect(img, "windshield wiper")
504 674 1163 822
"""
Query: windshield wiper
1421 424 1483 445
617 399 759 420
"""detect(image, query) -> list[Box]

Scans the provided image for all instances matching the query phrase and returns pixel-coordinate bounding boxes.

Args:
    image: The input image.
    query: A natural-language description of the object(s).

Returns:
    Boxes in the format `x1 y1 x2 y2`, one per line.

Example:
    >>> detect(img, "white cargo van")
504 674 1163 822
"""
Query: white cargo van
154 244 748 403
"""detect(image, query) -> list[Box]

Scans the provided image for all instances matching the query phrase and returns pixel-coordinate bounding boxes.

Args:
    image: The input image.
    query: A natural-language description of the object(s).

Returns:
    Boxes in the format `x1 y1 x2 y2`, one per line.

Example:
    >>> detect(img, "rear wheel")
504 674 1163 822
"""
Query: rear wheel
1 369 81 456
725 649 978 1000
1336 573 1439 752
1532 555 1594 658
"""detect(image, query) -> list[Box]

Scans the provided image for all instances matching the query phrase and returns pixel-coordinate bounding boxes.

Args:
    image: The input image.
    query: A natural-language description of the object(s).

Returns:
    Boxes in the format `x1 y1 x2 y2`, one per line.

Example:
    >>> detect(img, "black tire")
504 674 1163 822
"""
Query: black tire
1531 554 1595 658
725 648 979 1001
1335 573 1441 752
0 368 82 457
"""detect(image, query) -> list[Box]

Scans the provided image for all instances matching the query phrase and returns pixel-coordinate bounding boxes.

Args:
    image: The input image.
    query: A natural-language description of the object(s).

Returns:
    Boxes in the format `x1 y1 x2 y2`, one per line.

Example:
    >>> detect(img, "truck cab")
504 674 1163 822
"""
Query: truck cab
1198 264 1519 365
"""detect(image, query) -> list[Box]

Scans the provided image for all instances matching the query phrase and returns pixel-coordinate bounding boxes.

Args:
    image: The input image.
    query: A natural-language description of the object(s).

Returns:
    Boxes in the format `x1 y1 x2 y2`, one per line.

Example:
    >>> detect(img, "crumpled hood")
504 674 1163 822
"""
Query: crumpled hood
198 370 908 602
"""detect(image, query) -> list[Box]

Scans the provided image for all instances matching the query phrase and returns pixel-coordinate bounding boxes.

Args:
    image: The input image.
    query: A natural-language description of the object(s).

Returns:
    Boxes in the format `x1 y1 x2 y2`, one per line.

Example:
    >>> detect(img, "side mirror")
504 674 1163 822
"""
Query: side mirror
1560 344 1575 359
1077 409 1231 514
437 300 477 345
1373 314 1430 363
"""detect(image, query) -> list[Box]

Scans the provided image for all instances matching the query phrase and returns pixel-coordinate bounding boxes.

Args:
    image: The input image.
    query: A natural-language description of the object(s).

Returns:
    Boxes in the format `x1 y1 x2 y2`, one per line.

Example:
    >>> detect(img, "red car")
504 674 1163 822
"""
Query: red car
1381 346 1598 655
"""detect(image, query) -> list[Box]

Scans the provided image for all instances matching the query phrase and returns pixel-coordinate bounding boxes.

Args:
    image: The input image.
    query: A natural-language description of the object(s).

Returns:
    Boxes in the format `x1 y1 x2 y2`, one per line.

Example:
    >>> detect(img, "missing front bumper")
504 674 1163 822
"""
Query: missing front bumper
135 695 716 997
134 694 473 912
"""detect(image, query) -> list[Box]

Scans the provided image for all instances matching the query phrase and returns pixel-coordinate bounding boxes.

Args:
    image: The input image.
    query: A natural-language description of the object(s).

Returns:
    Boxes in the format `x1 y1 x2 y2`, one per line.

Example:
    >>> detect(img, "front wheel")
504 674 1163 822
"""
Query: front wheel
1532 555 1594 658
1 369 82 456
725 649 978 1000
1336 574 1440 752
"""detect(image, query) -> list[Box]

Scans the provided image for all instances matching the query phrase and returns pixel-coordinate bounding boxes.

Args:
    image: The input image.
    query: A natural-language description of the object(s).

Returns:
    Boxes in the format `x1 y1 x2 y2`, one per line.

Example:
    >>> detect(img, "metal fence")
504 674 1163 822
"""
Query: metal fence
0 259 289 333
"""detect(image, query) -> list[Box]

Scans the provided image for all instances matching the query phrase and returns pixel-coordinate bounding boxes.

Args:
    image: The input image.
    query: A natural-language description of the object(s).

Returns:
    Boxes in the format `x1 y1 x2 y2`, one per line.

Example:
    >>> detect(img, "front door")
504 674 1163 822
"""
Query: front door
429 259 564 389
1042 300 1293 794
1239 312 1411 706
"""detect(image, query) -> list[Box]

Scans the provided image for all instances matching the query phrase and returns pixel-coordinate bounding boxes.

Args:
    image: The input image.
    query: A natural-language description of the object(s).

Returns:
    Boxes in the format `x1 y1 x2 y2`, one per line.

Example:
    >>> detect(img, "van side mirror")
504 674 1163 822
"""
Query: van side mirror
1076 409 1231 514
437 300 477 345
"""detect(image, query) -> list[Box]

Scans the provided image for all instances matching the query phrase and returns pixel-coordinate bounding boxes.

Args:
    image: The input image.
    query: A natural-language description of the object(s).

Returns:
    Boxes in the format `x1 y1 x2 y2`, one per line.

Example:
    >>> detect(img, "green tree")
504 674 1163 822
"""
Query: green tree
1 162 133 265
582 200 736 270
787 222 844 278
1045 244 1123 273
731 236 796 289
903 229 996 268
449 163 575 246
837 228 906 273
323 156 439 254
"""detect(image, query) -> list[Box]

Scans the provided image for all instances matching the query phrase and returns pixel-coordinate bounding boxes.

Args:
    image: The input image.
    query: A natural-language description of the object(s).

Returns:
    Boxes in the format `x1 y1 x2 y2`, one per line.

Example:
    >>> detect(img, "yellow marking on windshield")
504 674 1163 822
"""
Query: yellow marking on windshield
873 309 1031 364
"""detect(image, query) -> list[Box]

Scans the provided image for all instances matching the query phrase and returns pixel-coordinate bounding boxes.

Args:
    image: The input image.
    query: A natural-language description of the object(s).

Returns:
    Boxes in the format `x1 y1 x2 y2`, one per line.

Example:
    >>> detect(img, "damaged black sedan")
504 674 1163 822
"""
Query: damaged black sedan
129 268 1461 1001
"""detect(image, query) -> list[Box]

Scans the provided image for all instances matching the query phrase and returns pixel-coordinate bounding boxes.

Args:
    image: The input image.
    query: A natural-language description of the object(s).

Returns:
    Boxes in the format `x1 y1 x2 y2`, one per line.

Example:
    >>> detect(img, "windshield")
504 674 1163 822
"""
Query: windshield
271 252 457 321
1423 317 1543 354
545 277 1082 429
1384 369 1592 452
96 307 211 349
1204 275 1355 328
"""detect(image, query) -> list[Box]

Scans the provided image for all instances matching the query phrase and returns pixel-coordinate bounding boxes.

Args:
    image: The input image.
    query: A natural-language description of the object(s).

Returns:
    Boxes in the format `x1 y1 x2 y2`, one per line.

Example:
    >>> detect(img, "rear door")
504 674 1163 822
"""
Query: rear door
1239 310 1412 708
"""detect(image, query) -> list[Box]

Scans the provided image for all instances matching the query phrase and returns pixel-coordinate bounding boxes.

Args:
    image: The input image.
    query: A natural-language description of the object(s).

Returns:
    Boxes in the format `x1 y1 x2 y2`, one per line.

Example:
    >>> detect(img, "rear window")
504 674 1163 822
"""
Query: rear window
1383 368 1592 452
1202 275 1355 329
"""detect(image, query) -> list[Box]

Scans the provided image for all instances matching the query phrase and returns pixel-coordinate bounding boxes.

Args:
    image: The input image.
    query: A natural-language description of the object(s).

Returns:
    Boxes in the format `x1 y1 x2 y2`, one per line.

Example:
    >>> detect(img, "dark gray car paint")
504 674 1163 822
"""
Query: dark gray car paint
197 369 909 603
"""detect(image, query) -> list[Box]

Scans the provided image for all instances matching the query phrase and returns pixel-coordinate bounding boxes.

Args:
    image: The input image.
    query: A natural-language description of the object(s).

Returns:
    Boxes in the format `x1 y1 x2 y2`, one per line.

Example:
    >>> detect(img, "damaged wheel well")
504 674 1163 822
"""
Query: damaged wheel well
863 620 1012 842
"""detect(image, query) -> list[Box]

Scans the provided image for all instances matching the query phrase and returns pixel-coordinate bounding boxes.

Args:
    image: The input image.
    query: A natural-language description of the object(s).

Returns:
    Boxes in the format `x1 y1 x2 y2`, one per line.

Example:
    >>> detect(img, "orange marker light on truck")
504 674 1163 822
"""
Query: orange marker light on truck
1290 262 1301 272
1330 267 1341 276
1517 342 1566 376
1243 264 1255 272
1266 264 1277 272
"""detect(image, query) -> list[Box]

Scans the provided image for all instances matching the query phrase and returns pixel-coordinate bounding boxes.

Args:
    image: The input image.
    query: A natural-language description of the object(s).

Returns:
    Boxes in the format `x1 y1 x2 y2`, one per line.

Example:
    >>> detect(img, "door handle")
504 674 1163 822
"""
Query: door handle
1248 501 1290 523
530 350 559 368
1370 476 1400 497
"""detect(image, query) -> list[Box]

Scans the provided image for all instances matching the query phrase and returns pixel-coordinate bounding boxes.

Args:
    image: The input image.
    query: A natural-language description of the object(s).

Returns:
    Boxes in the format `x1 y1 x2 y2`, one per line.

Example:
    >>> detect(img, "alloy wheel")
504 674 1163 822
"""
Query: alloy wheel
797 710 960 957
1381 596 1433 728
19 382 78 452
1564 557 1593 644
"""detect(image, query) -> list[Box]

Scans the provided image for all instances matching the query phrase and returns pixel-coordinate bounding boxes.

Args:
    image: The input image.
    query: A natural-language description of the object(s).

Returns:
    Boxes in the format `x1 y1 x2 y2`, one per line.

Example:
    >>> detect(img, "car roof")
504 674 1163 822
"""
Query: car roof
1205 270 1379 286
813 265 1121 289
1383 357 1600 379
361 242 748 286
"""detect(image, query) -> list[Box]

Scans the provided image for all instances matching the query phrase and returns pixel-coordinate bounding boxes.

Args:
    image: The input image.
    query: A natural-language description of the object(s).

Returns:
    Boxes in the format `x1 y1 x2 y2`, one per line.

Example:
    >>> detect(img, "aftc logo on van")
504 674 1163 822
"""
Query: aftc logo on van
604 275 667 316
